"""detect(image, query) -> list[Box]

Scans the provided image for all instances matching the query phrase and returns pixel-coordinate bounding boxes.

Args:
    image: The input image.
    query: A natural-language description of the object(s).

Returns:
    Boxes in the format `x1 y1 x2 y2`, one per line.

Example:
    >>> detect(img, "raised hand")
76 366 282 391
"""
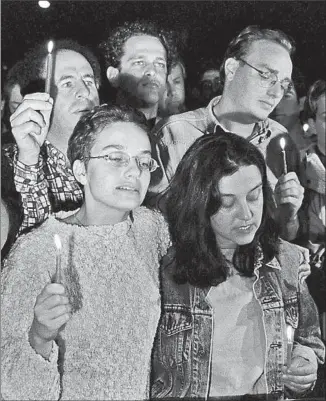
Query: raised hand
274 172 304 219
10 92 53 165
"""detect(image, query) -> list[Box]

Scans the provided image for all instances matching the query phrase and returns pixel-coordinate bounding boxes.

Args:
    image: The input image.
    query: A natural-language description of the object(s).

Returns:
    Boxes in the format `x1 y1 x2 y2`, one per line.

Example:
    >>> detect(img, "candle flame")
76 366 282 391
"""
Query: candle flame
47 40 54 53
280 137 286 150
54 234 62 251
286 325 294 342
303 123 309 132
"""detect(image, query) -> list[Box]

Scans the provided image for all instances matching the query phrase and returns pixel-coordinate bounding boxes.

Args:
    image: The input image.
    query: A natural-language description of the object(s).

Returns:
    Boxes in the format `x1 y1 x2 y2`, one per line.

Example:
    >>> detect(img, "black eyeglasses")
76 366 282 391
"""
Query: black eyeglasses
238 58 293 93
85 151 159 173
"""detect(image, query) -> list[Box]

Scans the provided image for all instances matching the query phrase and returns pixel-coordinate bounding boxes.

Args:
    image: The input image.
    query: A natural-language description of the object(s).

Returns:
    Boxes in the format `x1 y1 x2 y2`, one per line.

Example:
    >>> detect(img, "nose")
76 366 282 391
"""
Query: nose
124 158 142 178
75 80 90 99
267 81 284 99
237 200 252 221
144 63 157 78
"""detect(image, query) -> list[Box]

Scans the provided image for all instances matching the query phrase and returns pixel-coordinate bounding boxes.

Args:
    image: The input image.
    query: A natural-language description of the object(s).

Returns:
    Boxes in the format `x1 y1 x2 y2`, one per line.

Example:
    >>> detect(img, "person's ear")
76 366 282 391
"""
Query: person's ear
224 58 240 82
106 66 120 88
73 160 87 186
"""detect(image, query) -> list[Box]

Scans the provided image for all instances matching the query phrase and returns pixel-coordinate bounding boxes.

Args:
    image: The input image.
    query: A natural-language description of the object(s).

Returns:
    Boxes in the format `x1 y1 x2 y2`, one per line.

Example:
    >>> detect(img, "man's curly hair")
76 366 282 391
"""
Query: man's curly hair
99 20 178 73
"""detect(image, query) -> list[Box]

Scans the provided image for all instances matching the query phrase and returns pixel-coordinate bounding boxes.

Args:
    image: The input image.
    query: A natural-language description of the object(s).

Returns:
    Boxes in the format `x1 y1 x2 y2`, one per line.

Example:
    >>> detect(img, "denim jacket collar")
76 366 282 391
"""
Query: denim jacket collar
206 96 271 145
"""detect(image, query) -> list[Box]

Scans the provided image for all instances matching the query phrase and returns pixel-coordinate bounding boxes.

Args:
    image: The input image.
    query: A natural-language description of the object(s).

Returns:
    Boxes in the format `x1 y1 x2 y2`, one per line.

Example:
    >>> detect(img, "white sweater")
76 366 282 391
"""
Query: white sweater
1 207 170 400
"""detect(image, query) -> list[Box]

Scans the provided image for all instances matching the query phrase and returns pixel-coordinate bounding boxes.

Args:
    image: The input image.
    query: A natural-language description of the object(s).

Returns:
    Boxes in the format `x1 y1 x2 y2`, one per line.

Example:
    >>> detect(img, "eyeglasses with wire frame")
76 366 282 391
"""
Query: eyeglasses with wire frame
85 151 160 173
238 57 293 93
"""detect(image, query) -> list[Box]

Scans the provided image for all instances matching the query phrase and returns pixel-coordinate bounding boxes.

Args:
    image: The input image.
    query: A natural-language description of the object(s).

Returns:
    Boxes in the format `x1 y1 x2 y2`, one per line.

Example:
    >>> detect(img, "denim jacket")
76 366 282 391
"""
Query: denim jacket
151 240 325 400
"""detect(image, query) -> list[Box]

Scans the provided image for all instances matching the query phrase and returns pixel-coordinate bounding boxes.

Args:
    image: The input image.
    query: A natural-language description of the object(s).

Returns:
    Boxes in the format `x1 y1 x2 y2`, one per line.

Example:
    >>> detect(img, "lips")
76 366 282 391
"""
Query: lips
116 184 140 193
72 102 96 114
260 100 274 108
235 223 255 233
143 80 160 89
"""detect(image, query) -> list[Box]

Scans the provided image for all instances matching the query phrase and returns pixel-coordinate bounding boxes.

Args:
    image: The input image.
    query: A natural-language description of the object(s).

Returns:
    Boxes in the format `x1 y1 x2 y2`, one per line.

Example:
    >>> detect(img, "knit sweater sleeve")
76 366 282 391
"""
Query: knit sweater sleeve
155 209 172 260
1 229 61 400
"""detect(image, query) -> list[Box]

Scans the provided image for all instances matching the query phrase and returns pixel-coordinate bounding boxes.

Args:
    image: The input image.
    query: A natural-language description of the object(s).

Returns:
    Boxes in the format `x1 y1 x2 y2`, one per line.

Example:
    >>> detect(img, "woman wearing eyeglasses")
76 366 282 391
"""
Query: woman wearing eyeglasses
1 104 171 400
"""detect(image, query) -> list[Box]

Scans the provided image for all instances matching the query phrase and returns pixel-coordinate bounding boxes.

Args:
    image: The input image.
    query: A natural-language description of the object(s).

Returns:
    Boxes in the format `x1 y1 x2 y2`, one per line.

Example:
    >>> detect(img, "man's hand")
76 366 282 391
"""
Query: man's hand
282 356 317 394
10 93 53 165
29 283 71 358
274 172 304 219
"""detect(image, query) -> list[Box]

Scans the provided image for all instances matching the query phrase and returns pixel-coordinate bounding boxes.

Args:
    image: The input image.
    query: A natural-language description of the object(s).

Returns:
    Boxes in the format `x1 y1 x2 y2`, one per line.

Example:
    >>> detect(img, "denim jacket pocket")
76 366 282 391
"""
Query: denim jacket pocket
151 305 193 398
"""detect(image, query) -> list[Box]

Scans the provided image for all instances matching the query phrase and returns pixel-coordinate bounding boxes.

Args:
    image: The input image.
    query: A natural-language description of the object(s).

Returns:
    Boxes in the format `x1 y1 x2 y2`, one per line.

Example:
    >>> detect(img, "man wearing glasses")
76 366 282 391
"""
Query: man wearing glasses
150 25 304 241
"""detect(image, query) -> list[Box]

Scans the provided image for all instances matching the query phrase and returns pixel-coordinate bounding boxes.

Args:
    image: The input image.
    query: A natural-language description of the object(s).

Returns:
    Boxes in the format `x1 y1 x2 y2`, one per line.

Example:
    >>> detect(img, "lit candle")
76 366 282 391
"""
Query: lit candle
286 324 295 368
303 123 310 133
53 234 62 284
45 40 54 94
280 137 287 175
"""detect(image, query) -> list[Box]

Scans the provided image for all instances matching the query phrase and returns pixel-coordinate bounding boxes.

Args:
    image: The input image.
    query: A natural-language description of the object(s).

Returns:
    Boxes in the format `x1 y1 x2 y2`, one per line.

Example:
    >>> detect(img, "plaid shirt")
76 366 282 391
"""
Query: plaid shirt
3 141 83 231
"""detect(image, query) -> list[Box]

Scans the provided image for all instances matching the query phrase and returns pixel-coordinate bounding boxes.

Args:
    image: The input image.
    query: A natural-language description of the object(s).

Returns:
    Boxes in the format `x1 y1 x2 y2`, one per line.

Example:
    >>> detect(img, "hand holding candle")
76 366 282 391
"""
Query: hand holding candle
45 40 54 94
280 137 288 175
286 324 295 369
54 234 62 284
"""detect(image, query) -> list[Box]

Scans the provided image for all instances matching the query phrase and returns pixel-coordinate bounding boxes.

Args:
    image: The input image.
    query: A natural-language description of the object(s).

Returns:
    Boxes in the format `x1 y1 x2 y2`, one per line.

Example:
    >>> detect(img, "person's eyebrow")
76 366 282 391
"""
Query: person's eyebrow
58 72 95 83
155 56 167 62
220 182 262 197
128 55 145 61
139 150 152 155
128 55 166 62
57 74 76 83
82 73 95 79
101 145 151 155
101 144 124 151
256 64 292 80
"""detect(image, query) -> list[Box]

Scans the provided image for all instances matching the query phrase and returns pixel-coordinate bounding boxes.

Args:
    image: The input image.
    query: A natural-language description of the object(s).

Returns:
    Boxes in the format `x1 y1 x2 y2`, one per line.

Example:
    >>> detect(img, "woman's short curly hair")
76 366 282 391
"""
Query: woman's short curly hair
99 20 178 73
67 104 150 167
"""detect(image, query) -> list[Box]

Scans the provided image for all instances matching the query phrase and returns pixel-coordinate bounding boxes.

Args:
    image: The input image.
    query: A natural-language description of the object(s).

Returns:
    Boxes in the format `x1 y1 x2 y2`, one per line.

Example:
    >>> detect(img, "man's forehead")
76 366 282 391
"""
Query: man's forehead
55 50 93 70
246 40 291 62
123 35 166 58
39 49 94 78
246 40 292 75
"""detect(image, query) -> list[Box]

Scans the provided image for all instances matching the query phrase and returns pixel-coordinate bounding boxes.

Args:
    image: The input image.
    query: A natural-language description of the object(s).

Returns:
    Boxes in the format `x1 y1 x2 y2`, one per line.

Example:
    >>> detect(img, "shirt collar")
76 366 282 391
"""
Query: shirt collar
43 140 68 164
207 96 271 144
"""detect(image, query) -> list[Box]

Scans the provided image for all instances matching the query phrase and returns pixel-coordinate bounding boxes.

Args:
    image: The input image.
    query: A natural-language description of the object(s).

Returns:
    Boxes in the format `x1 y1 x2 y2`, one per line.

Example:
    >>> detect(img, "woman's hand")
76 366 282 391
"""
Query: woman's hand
29 283 71 358
282 356 317 394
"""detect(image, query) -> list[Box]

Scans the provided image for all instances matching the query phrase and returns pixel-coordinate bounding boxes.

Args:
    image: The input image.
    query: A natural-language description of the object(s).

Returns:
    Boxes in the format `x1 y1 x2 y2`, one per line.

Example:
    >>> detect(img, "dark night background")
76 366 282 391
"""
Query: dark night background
2 0 326 88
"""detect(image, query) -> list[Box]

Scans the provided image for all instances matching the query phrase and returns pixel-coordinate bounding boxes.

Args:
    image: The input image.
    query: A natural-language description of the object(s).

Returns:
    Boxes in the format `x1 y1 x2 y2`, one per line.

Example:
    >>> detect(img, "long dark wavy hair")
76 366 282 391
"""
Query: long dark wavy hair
159 131 280 288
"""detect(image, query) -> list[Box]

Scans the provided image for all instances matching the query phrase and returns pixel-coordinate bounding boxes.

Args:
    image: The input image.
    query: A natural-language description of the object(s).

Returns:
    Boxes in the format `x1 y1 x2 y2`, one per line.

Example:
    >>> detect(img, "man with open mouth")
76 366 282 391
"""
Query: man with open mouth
3 39 101 234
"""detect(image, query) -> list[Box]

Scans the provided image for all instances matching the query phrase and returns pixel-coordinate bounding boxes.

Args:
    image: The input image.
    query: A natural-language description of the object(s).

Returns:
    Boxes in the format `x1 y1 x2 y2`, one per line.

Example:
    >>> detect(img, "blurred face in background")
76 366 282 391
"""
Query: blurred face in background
8 83 23 114
271 85 300 130
309 93 326 155
200 69 222 103
159 62 186 117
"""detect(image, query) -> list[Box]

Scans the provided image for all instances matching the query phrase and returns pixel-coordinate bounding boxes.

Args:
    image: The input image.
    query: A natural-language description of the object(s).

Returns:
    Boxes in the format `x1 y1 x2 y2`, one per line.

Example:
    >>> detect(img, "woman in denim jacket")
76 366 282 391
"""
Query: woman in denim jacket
151 132 325 400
